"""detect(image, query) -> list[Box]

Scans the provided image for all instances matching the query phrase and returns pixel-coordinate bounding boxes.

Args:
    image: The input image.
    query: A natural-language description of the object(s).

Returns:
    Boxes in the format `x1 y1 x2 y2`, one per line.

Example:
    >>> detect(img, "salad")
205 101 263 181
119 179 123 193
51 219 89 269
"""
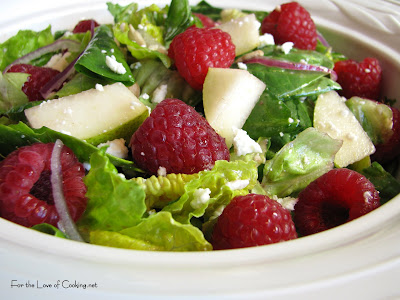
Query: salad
0 0 399 251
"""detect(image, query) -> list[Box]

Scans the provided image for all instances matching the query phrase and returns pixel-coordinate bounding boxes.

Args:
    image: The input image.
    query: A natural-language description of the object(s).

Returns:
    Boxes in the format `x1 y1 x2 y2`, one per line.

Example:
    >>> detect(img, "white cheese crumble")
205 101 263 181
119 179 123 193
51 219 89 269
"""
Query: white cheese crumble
83 162 91 171
95 83 104 91
105 55 126 74
279 42 294 54
190 188 211 209
232 127 262 156
259 33 275 47
271 195 298 211
157 166 167 177
142 93 150 100
97 138 129 159
226 179 250 191
237 62 248 70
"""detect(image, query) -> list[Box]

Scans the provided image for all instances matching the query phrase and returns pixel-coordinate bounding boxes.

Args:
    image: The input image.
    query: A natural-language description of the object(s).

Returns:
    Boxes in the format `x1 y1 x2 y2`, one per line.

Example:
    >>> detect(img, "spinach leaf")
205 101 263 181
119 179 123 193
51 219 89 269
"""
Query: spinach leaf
361 162 400 205
74 25 134 85
164 0 195 43
0 122 140 172
191 0 223 21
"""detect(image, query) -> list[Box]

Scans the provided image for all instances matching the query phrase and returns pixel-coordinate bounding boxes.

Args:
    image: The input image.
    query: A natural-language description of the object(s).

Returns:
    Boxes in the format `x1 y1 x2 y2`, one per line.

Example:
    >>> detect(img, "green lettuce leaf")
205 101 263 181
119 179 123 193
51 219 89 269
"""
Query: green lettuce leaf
113 22 171 68
90 211 212 251
31 223 67 239
261 127 342 197
0 72 29 113
107 2 139 24
74 25 135 85
0 26 54 71
162 160 259 224
77 149 146 235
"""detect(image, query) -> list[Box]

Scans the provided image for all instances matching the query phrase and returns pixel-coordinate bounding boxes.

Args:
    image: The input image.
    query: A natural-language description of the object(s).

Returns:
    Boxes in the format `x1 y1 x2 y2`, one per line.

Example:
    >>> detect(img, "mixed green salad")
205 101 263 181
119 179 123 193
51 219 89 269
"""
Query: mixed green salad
0 0 399 251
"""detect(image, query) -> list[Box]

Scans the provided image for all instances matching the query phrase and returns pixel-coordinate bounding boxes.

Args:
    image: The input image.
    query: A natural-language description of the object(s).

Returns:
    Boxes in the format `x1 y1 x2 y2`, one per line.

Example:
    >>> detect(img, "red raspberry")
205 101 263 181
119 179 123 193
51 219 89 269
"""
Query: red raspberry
6 64 60 101
371 105 400 164
333 57 382 100
0 143 87 228
293 168 380 236
130 98 230 175
168 26 235 90
211 194 297 250
261 2 317 50
72 19 100 34
193 13 217 28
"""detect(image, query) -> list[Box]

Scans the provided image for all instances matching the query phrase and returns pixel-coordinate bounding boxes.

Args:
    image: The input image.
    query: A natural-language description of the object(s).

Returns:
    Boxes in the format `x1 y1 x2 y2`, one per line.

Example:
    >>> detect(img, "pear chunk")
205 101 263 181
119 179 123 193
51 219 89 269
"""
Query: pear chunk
314 91 375 167
203 67 266 148
217 14 261 56
24 82 149 145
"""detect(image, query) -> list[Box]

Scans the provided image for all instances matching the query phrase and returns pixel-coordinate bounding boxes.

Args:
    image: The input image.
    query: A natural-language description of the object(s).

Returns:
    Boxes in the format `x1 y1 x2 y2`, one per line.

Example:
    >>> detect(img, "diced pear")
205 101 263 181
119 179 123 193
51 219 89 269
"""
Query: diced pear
313 91 375 167
217 14 261 56
203 67 266 148
25 82 149 145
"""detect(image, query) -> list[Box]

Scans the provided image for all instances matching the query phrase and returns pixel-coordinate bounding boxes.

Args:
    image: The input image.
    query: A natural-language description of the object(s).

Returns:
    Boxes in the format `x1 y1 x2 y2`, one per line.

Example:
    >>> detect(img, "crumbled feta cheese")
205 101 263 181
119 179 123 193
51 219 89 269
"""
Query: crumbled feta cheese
142 93 150 100
95 83 104 91
97 138 129 159
83 162 91 171
226 179 250 191
157 166 167 177
259 33 275 47
105 55 126 74
237 62 247 70
232 127 262 156
117 173 126 179
101 49 107 54
280 42 294 54
271 195 298 211
288 117 294 123
190 188 211 209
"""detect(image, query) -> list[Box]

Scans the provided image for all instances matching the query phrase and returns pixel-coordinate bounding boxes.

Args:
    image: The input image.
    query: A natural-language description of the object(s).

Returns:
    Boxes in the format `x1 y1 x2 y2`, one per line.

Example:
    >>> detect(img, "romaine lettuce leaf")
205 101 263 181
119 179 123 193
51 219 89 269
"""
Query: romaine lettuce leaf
77 149 146 235
162 160 259 224
0 72 29 113
261 127 342 197
113 22 171 68
0 26 54 71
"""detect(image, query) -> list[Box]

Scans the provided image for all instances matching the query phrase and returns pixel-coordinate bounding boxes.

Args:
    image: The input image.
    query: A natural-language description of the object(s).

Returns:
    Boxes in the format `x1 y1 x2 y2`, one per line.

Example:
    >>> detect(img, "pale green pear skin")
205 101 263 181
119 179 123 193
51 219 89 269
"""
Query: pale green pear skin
24 82 149 145
314 91 375 167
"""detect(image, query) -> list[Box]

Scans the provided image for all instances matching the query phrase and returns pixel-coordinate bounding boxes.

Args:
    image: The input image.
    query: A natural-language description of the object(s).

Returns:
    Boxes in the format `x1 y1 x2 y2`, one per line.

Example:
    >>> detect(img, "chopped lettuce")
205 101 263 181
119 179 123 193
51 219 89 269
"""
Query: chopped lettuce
0 72 29 113
162 160 259 224
261 127 342 197
0 26 54 71
113 22 171 68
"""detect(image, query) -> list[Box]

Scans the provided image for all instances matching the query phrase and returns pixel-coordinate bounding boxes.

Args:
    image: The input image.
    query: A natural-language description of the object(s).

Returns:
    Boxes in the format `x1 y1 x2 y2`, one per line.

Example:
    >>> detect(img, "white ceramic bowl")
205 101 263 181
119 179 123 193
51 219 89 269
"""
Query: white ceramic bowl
1 1 400 299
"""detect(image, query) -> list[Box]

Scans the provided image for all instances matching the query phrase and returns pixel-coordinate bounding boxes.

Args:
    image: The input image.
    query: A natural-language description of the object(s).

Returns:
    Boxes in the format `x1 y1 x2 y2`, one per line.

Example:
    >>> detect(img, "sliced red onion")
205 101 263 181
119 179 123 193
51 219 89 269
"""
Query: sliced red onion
3 39 80 74
243 56 337 81
51 139 85 242
317 31 331 48
39 54 81 99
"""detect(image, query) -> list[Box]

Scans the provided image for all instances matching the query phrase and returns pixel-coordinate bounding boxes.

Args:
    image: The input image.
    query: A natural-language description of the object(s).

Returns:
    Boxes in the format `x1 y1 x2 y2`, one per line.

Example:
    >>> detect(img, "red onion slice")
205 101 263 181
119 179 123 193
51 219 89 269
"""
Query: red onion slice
3 39 80 73
39 54 81 99
243 56 337 81
51 139 85 242
317 31 331 48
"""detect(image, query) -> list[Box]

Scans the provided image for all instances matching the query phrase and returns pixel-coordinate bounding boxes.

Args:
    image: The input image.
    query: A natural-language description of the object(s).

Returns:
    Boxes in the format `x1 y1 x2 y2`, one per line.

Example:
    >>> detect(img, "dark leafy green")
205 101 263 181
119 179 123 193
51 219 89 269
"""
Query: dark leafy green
191 0 223 21
164 0 195 43
361 162 400 205
32 223 67 239
74 25 134 85
0 122 140 172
